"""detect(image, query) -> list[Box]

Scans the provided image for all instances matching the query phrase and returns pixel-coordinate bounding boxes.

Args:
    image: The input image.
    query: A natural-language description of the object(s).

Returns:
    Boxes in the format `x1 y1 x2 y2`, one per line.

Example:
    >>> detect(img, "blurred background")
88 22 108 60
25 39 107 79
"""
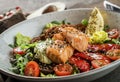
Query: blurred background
0 0 108 13
0 0 104 13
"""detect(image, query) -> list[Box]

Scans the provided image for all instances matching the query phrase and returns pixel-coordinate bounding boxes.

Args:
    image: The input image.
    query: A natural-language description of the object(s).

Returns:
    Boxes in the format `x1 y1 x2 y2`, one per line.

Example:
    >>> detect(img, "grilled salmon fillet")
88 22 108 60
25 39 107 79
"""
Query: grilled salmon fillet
60 27 89 52
46 40 74 63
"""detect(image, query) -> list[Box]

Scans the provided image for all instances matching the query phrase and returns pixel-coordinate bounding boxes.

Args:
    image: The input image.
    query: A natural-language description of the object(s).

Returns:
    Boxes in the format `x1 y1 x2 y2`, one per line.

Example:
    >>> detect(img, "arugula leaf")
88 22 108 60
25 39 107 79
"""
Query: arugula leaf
8 44 15 48
11 54 28 75
111 39 120 44
73 65 80 75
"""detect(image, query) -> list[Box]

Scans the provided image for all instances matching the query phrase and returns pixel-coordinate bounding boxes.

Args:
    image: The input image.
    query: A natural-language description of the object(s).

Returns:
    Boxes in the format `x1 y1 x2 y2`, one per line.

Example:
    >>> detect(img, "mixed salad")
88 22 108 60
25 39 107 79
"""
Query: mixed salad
10 7 120 77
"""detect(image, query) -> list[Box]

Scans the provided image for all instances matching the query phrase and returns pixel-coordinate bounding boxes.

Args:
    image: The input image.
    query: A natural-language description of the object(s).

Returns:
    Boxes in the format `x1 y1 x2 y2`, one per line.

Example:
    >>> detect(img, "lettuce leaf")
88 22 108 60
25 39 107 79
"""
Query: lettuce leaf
15 33 31 46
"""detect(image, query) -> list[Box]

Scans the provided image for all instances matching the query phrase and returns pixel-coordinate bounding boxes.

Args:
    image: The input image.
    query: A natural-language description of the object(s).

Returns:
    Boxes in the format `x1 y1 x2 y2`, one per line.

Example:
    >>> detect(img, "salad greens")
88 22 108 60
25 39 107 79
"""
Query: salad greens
40 73 56 77
11 54 28 75
81 19 88 26
44 20 70 29
10 33 35 75
104 25 110 31
45 20 62 29
111 38 120 44
15 33 31 46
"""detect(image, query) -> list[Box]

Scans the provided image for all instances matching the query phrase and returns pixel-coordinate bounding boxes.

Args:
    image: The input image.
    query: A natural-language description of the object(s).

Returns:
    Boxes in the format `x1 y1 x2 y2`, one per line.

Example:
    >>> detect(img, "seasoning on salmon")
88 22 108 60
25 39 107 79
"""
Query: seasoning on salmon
60 27 89 52
46 40 74 63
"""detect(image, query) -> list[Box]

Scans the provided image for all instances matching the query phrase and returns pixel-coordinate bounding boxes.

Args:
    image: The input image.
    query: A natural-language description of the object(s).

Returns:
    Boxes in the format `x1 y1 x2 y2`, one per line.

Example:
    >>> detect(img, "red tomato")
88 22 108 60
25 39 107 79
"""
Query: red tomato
24 61 40 77
88 44 120 52
106 49 120 60
54 64 73 76
13 47 25 55
69 57 90 72
74 52 111 63
108 29 119 39
89 53 111 63
91 59 110 69
75 59 90 72
69 56 79 64
74 52 93 61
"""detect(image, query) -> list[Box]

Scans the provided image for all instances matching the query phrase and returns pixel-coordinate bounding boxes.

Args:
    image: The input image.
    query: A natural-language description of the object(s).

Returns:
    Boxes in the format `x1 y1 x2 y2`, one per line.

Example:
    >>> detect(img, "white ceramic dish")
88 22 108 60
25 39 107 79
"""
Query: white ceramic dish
0 8 120 82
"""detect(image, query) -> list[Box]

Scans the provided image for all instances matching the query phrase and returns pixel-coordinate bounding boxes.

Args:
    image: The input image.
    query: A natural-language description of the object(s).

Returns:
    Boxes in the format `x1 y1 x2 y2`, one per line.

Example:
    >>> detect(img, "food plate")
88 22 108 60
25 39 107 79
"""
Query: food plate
0 8 120 82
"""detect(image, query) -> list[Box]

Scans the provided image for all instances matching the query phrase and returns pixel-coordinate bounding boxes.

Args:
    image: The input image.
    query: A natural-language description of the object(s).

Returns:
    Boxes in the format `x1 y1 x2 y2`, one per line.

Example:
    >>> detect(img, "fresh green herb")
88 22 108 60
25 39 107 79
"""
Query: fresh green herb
111 39 120 44
20 42 37 50
73 66 80 75
62 19 71 25
104 38 120 44
25 52 34 61
45 20 71 29
11 54 28 75
51 21 61 25
104 25 110 31
67 22 71 25
81 19 88 26
45 20 62 29
62 19 66 24
8 44 15 48
40 72 56 77
10 67 20 74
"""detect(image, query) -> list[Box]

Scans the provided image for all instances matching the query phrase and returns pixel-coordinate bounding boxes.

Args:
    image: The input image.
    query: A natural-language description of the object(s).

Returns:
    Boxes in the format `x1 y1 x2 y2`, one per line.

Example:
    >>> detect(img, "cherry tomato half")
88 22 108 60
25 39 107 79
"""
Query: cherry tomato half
74 52 111 63
108 29 119 39
54 64 73 76
74 52 93 61
24 61 40 77
106 49 120 60
88 53 111 63
88 44 120 52
75 59 90 72
69 56 79 64
69 57 90 72
13 47 25 55
91 59 110 69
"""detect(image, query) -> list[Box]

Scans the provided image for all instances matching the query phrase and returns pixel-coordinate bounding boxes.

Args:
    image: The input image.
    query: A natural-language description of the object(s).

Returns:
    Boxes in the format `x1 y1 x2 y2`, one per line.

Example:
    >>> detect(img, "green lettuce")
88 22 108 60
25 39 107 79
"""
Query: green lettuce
15 33 31 46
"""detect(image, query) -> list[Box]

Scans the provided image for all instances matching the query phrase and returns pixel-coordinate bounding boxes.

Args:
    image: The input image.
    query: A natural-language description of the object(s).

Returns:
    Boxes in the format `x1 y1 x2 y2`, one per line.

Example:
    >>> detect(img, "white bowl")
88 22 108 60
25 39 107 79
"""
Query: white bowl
0 8 120 82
